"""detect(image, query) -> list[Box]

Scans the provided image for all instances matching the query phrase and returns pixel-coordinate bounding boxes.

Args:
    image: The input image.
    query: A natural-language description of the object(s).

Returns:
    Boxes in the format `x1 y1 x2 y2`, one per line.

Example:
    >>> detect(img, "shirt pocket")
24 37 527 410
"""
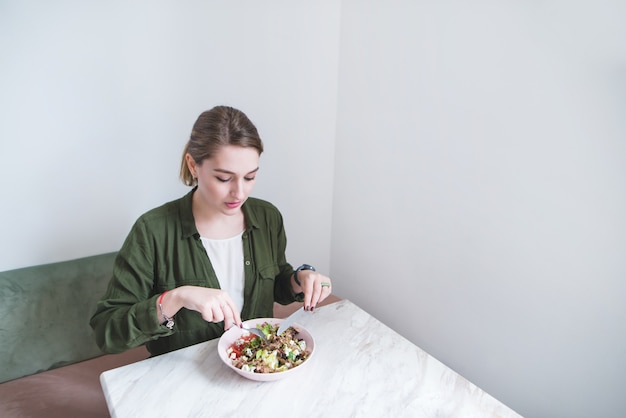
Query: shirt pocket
258 263 279 280
255 263 279 308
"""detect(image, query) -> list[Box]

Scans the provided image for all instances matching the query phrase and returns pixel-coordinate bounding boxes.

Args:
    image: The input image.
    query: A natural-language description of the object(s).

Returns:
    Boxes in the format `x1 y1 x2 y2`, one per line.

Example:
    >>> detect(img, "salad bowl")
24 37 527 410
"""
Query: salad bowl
217 317 315 382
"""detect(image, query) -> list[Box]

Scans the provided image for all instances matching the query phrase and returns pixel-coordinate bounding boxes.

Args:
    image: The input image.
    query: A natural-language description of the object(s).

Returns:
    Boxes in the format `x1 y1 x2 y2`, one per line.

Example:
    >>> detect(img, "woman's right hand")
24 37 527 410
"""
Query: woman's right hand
158 286 242 330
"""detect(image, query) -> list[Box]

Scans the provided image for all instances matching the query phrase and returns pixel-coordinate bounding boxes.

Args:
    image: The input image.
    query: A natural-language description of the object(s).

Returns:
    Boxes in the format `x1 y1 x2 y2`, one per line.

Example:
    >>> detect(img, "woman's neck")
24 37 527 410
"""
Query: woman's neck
192 196 245 239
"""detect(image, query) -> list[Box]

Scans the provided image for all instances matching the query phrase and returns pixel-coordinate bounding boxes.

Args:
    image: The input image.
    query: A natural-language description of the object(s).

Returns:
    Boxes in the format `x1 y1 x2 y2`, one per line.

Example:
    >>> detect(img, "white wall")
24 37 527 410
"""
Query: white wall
3 1 626 417
0 0 340 273
332 1 626 417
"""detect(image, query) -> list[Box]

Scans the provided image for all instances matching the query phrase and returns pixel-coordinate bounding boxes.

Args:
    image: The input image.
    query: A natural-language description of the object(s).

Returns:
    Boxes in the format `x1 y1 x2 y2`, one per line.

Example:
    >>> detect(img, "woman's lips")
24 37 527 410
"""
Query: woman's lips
225 201 241 209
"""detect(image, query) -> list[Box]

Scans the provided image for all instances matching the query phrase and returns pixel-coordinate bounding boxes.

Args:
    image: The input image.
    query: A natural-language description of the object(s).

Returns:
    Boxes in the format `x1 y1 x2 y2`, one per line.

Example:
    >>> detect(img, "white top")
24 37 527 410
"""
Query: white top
200 231 244 313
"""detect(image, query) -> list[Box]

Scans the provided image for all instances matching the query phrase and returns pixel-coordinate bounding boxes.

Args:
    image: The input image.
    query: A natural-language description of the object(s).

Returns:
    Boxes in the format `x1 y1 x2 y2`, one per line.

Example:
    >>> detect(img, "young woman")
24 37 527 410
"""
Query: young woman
90 106 332 356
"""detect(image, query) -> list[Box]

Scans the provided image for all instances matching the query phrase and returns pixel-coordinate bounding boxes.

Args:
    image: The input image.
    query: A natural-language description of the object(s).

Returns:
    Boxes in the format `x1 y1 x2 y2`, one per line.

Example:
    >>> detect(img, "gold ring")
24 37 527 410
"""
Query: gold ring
321 282 331 288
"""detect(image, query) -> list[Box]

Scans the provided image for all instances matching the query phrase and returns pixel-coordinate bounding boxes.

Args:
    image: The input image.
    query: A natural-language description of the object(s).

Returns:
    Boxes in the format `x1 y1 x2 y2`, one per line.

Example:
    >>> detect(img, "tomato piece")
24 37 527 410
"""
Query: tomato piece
229 334 257 358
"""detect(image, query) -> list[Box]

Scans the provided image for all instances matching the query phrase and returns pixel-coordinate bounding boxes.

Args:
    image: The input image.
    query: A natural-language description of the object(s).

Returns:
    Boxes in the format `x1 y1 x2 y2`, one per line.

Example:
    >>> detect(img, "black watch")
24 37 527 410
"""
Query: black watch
294 264 316 287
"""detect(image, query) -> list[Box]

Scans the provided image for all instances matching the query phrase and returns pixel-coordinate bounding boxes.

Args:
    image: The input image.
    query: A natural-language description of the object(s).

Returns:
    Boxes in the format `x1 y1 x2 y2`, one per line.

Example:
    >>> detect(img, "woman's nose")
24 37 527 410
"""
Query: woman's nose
230 180 244 198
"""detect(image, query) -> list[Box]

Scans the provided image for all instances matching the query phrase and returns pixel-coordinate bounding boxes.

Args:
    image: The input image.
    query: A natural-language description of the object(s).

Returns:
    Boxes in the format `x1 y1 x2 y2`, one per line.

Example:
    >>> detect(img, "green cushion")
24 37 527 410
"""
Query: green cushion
0 253 116 383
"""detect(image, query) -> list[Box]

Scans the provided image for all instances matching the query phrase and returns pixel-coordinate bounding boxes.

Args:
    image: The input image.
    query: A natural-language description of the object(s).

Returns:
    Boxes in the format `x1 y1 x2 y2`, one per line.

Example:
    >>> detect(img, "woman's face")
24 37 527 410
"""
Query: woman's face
187 145 260 217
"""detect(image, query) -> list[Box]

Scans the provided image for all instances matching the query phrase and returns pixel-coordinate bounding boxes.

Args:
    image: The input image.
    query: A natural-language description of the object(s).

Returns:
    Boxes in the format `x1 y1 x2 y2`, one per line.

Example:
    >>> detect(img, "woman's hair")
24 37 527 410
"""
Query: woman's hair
180 106 264 186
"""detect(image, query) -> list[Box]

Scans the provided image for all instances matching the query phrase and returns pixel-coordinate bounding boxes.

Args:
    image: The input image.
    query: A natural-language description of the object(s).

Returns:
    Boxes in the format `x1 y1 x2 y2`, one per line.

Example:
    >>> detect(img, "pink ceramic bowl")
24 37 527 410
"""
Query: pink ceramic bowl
217 317 315 382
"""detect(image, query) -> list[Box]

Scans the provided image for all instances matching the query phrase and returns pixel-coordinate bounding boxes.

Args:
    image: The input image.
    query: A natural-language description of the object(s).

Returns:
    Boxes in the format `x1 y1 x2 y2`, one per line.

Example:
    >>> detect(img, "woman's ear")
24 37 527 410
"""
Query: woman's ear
185 153 198 179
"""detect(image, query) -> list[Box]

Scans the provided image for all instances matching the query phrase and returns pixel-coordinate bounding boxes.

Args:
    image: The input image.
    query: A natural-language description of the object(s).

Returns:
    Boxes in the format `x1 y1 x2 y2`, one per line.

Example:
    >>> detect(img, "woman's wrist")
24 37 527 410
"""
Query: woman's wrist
293 264 315 287
291 273 304 294
157 287 184 326
158 291 175 329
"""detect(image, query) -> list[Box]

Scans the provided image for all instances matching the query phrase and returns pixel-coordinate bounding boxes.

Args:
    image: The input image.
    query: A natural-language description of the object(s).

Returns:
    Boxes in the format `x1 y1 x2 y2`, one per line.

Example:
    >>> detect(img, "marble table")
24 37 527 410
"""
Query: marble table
100 300 521 418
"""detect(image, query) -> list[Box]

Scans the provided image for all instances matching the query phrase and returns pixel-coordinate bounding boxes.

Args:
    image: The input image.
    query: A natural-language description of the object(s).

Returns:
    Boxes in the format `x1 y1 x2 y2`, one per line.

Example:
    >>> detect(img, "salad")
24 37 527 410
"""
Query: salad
226 321 309 373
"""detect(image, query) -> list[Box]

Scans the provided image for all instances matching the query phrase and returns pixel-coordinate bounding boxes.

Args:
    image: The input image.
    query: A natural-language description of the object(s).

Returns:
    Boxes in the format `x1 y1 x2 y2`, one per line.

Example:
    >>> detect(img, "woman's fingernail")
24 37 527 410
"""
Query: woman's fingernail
305 305 310 311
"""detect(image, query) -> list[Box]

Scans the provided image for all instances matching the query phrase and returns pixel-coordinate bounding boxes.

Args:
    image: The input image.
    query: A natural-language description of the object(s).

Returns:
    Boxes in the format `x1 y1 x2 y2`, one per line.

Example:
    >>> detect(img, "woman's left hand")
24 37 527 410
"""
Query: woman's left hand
292 269 332 311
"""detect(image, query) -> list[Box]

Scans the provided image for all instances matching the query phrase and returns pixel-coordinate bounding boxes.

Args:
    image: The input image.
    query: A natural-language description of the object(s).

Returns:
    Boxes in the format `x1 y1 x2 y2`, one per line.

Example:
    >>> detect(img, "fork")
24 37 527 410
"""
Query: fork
237 324 267 341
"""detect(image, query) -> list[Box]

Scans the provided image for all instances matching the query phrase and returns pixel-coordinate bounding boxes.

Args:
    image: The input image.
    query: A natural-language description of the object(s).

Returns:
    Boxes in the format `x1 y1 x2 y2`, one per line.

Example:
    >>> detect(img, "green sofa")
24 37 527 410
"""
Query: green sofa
0 253 149 417
1 252 120 383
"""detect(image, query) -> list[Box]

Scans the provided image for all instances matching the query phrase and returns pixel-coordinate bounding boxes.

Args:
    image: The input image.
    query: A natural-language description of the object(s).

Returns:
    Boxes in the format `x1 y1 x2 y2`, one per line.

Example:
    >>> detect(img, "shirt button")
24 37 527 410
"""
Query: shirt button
243 234 248 239
245 260 251 266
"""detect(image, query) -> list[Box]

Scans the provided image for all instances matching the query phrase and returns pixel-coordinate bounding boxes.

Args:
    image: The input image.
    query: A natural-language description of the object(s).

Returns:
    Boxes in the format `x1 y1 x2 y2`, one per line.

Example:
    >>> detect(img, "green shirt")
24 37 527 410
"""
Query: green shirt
90 188 301 356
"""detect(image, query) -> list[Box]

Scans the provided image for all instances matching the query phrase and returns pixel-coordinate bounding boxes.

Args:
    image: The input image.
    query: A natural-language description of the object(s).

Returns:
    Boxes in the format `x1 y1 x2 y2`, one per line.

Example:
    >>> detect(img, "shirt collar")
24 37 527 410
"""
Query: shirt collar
242 198 260 231
180 187 199 239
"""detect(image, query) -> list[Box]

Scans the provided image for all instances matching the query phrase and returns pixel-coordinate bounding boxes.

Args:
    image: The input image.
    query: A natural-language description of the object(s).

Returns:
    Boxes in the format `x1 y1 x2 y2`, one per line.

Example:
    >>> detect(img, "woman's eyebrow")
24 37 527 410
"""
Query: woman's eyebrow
214 167 259 175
